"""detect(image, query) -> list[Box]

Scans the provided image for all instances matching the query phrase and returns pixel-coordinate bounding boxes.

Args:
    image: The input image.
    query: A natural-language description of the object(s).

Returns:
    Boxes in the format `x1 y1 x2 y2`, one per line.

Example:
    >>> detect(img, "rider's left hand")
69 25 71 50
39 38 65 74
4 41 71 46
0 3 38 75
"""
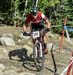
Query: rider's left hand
45 28 50 32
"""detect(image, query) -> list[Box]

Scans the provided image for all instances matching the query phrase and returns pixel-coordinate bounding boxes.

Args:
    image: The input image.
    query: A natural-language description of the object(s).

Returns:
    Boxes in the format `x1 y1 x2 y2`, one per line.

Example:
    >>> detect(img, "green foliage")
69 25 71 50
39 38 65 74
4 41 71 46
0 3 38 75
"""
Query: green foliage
0 0 73 36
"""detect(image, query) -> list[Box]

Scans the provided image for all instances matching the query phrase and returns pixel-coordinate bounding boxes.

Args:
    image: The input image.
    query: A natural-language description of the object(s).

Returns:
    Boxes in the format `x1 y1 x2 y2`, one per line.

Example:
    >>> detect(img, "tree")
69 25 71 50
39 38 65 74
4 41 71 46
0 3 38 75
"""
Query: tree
0 0 73 36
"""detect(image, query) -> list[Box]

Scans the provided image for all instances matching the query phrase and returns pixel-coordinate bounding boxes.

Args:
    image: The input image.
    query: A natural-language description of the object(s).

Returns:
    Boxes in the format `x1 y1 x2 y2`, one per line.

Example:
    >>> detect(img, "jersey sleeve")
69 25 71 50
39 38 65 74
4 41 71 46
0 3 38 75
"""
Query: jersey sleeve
41 13 51 27
25 14 31 24
41 13 47 20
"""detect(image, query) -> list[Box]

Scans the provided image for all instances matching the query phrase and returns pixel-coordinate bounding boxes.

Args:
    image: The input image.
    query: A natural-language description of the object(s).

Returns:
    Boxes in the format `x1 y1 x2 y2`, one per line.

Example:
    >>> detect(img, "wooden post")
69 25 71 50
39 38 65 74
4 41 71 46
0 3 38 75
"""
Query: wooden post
64 17 71 42
59 30 65 51
59 16 72 51
59 17 67 52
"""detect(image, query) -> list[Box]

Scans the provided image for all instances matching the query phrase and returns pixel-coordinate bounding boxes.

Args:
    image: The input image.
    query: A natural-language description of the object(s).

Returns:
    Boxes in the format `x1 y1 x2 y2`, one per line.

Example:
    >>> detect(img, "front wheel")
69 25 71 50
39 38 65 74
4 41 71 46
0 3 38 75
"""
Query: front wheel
33 42 45 71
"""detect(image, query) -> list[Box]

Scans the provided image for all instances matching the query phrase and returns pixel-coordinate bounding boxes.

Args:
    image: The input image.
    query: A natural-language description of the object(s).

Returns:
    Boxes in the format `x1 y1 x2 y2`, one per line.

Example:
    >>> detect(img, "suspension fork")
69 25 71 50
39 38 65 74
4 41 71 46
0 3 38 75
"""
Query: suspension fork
39 35 44 57
34 39 38 58
35 38 43 58
39 43 43 57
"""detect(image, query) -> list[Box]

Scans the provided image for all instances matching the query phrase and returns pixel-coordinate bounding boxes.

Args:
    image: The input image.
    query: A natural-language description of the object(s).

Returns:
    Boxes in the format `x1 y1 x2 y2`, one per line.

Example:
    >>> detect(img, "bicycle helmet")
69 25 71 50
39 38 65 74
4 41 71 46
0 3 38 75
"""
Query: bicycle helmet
31 7 38 16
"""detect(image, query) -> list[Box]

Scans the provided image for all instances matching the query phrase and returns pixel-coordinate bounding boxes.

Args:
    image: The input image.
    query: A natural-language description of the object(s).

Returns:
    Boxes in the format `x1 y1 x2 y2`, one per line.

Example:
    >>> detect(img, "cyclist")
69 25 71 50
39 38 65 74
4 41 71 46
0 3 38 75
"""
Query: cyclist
23 7 51 54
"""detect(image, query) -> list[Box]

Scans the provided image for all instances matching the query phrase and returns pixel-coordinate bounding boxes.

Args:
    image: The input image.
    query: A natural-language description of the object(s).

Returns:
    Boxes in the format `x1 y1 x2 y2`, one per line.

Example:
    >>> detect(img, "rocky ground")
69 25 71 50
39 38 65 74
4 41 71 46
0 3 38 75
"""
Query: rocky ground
0 26 73 75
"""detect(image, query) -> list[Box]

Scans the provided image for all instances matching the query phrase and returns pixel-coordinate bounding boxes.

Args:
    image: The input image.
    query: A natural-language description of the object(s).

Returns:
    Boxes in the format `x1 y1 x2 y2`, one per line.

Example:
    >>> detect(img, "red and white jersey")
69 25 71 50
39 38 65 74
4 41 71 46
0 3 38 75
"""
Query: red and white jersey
25 11 47 25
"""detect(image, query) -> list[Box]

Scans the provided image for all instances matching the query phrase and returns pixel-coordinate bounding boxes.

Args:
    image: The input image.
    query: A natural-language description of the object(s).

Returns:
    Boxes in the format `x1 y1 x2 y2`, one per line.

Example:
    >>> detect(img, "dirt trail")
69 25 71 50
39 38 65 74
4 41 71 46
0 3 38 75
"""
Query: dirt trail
0 26 72 75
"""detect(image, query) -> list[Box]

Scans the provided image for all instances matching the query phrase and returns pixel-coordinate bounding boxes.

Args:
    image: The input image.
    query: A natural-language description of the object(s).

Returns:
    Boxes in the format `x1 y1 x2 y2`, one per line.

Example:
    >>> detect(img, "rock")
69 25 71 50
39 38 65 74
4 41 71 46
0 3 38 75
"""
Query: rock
19 72 36 75
2 33 13 39
18 39 22 42
0 48 8 59
4 70 18 75
0 70 3 75
0 64 5 71
0 37 15 46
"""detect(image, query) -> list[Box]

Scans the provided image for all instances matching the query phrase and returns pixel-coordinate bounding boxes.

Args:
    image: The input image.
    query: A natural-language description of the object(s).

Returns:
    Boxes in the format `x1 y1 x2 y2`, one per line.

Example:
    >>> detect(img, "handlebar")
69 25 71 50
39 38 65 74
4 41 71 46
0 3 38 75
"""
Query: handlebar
23 28 50 36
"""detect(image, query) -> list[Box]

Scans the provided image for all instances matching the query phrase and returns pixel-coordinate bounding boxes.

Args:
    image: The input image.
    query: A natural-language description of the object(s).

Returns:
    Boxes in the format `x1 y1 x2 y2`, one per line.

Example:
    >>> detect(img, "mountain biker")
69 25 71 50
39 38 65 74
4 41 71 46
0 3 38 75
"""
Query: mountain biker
23 7 51 54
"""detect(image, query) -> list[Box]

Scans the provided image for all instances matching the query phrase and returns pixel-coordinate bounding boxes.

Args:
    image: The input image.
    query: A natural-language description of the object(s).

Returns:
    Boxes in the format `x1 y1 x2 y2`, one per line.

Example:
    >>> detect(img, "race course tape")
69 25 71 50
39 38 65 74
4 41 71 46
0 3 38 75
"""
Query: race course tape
60 60 73 75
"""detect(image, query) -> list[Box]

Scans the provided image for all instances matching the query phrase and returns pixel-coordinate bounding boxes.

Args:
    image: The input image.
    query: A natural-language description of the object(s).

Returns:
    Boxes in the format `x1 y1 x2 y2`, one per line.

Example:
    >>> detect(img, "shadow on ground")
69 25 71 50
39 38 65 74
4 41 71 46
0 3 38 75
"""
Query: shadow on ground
8 48 30 61
8 48 38 71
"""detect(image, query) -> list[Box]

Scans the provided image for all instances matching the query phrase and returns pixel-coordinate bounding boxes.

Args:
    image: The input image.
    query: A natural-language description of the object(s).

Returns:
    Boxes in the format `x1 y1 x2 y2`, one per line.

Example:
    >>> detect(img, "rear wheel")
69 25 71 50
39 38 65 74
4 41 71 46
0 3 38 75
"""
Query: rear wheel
33 42 45 71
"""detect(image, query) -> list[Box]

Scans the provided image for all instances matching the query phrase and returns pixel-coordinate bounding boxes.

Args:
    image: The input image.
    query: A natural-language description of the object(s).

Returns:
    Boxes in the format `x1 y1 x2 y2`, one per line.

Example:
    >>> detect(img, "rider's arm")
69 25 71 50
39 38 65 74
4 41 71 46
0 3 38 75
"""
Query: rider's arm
25 14 31 25
45 19 51 29
41 13 51 29
23 14 31 32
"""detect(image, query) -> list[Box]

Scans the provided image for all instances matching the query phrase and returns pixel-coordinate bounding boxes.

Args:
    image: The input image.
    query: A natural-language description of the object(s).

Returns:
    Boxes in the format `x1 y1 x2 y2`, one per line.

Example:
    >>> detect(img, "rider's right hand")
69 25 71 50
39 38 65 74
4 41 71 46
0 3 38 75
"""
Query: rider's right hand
23 32 30 36
45 28 50 32
23 32 27 36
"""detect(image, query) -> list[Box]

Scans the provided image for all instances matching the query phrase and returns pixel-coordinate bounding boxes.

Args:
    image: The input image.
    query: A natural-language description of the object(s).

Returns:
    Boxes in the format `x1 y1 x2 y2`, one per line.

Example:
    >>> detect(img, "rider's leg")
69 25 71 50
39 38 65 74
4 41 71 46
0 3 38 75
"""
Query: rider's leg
23 24 27 32
43 33 49 54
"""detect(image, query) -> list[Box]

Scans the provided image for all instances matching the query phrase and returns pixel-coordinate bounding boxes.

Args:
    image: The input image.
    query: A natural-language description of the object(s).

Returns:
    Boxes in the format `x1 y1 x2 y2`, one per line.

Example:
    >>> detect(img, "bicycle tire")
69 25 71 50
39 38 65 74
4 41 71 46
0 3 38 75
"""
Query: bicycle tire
33 42 45 71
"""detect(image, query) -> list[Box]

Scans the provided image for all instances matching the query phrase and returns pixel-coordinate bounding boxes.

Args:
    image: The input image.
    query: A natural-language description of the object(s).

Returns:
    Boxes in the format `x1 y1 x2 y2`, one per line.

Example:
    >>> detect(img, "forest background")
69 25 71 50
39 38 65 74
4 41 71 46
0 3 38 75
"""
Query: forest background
0 0 73 36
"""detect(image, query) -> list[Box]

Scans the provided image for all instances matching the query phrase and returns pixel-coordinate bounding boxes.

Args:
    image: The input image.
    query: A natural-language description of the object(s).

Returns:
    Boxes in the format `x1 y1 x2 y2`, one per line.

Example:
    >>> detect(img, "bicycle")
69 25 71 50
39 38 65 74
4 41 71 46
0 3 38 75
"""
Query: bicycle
24 28 49 71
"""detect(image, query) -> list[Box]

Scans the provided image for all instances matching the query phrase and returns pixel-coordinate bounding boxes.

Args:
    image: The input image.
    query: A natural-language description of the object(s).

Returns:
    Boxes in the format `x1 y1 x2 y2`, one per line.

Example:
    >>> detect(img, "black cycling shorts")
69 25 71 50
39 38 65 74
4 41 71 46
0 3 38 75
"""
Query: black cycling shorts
31 23 45 31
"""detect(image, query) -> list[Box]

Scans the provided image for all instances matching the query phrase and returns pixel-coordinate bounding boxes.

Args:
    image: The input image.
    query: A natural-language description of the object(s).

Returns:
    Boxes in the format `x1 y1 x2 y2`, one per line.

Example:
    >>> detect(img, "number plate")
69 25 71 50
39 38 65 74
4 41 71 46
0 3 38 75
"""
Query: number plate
32 31 40 39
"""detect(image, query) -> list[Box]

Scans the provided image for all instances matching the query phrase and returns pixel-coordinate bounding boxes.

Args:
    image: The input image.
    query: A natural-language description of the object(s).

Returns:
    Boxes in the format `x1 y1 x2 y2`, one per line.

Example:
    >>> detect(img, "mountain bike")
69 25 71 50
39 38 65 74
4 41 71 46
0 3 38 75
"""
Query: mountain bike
26 28 49 71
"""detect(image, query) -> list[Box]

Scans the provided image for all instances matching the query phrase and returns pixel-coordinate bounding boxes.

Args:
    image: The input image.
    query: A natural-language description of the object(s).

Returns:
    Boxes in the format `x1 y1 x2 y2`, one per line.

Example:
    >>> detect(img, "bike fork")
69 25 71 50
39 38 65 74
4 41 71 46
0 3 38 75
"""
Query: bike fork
35 47 38 58
39 43 43 57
